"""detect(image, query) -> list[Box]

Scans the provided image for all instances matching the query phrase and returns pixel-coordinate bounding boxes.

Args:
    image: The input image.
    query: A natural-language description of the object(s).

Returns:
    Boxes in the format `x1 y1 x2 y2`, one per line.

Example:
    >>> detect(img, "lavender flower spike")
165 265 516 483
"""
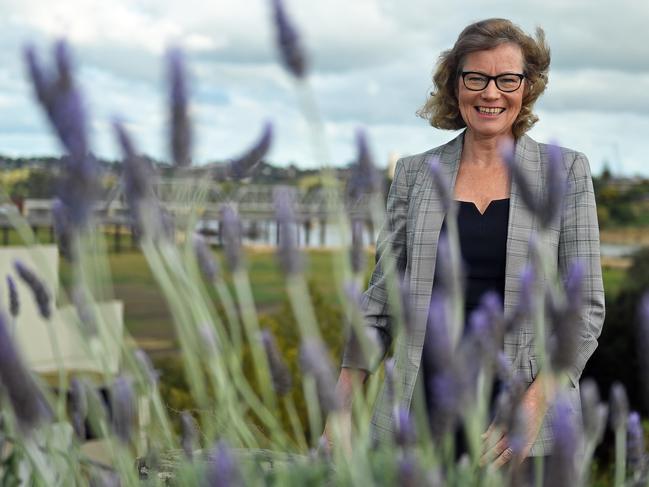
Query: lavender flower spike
111 375 136 443
0 310 51 432
270 0 307 78
300 338 341 414
627 411 645 475
502 139 567 228
205 441 243 487
52 198 73 260
428 156 453 213
546 395 578 487
193 233 220 282
219 205 243 272
348 129 381 201
261 329 293 396
6 275 18 318
350 218 365 274
24 41 99 228
549 260 584 373
273 186 303 275
228 121 273 180
69 377 88 439
14 260 50 319
113 120 166 240
394 407 416 448
167 48 191 167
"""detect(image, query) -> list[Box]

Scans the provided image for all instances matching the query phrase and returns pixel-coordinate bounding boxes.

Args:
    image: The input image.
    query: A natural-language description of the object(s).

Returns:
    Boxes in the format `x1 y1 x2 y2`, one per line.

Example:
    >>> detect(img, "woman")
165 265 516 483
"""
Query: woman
328 18 605 467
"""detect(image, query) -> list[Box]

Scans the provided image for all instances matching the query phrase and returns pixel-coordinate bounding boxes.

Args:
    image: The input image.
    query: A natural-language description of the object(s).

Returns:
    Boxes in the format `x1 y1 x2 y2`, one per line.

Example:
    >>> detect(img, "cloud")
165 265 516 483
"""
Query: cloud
0 0 647 176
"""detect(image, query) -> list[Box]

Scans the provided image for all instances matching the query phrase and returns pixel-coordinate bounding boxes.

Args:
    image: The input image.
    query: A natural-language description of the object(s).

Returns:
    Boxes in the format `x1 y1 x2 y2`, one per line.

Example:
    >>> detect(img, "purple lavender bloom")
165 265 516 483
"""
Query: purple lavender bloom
502 140 567 228
350 218 365 274
348 130 381 201
167 48 191 167
580 379 607 445
397 451 424 487
204 441 243 487
299 338 341 415
270 0 307 78
227 122 273 180
6 275 18 318
52 198 73 260
111 375 136 444
434 234 463 297
427 369 463 438
0 310 51 433
180 411 198 461
610 382 629 432
113 120 168 240
548 260 584 373
273 187 303 275
14 260 50 319
424 290 452 372
260 329 293 396
507 263 535 332
495 352 514 384
394 407 417 448
428 156 453 213
468 291 505 360
546 395 578 487
69 377 88 439
220 205 243 272
627 411 645 473
492 378 526 434
193 233 220 282
24 41 99 227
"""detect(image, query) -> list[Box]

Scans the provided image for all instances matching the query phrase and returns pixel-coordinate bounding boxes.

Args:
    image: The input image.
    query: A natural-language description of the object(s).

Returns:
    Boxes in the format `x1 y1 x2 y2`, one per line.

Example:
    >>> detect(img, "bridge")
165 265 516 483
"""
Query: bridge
1 181 379 249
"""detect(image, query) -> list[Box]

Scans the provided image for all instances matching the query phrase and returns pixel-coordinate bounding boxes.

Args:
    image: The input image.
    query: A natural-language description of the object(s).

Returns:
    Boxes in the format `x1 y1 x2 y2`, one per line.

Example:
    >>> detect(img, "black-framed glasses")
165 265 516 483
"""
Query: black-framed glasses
461 71 526 92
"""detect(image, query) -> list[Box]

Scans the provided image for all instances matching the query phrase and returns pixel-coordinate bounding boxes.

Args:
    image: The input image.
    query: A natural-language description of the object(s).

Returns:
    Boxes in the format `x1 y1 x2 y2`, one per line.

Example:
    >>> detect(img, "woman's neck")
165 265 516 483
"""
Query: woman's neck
462 130 514 167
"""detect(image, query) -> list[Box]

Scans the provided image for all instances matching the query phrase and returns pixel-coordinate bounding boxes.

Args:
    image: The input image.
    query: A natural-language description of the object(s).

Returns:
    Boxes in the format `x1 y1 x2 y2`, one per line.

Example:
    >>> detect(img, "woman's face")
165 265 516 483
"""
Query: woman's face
457 43 525 140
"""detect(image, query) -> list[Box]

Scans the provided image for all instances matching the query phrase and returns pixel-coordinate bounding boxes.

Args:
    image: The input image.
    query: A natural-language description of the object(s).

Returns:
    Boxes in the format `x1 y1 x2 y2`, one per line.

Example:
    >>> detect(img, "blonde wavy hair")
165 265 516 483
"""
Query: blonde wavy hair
417 18 551 138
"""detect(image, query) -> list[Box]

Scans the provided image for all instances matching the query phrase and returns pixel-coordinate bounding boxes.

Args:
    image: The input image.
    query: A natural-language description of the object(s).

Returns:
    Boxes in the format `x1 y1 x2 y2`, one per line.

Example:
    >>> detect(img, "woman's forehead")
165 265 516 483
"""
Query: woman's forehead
461 44 524 72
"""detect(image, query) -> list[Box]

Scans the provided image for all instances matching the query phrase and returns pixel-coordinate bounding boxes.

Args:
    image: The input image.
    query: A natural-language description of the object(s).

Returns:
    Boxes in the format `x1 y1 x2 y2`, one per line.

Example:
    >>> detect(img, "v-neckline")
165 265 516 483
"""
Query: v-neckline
456 198 509 216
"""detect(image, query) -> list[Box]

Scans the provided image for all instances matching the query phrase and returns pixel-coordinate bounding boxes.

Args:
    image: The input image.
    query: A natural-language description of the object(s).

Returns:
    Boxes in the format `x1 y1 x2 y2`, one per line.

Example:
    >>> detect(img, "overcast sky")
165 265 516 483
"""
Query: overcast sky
1 0 648 176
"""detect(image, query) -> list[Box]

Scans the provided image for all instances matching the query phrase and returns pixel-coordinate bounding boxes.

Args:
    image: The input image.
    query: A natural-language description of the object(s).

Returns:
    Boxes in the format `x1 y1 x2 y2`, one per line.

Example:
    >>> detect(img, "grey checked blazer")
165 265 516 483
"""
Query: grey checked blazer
341 131 605 456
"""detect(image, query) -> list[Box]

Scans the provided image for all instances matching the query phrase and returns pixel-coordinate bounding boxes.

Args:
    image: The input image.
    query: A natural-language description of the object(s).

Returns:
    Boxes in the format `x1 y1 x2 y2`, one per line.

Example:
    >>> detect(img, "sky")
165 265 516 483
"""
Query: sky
1 0 648 176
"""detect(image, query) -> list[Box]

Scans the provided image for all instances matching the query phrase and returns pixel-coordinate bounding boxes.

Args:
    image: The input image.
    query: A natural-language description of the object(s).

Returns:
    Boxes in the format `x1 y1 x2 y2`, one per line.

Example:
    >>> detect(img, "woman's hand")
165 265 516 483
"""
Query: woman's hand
321 367 367 455
480 373 557 468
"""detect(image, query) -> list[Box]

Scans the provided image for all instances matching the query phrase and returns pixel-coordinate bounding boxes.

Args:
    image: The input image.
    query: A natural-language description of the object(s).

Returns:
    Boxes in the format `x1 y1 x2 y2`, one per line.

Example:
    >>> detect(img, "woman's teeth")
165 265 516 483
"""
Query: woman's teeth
477 107 504 115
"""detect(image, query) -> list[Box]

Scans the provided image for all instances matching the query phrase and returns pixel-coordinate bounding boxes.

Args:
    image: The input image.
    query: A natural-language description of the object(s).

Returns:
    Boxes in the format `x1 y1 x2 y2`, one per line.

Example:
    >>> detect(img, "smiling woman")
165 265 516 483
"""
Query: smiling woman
328 17 605 478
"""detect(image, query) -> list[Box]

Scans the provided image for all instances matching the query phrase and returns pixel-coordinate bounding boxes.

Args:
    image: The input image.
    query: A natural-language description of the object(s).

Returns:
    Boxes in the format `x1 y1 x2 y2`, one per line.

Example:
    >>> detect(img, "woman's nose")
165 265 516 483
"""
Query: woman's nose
481 79 501 99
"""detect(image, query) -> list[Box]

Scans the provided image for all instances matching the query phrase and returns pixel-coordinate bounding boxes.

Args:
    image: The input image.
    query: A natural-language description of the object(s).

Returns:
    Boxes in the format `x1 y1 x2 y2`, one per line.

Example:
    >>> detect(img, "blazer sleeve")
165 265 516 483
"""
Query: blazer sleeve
559 151 606 387
341 157 410 372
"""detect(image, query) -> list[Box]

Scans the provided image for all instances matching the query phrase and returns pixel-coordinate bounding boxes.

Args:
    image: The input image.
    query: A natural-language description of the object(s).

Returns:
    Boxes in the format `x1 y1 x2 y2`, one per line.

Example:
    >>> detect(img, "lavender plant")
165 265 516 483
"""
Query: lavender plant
0 3 643 485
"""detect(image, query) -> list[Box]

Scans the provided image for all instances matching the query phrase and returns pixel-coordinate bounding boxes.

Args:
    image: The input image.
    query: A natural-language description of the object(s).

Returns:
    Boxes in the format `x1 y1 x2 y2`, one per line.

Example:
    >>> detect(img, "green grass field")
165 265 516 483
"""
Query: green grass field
57 246 629 356
57 247 352 352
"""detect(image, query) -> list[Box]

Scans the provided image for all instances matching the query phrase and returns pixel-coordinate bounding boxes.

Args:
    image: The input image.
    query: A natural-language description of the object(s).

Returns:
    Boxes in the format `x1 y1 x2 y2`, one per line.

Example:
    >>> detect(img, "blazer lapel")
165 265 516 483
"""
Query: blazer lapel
408 133 463 325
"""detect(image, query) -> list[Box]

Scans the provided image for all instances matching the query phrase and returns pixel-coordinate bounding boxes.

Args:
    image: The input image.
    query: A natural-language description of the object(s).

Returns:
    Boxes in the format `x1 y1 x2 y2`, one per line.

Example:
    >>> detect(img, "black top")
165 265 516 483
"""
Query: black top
422 199 510 430
454 198 510 315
